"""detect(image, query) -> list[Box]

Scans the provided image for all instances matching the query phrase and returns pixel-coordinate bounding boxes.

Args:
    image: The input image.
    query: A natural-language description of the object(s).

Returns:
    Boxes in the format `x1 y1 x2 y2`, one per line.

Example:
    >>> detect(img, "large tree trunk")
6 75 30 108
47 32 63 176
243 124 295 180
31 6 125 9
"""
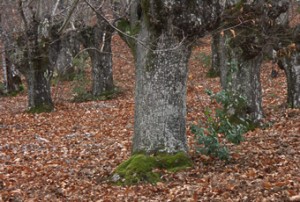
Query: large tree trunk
133 30 191 154
221 36 264 121
19 7 54 112
81 17 114 96
131 0 224 154
26 35 54 111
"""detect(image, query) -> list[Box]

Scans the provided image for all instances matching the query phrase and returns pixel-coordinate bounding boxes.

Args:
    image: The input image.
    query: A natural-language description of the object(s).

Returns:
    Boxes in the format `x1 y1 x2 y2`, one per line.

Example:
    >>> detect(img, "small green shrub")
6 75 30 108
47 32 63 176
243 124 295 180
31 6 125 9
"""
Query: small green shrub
191 90 251 161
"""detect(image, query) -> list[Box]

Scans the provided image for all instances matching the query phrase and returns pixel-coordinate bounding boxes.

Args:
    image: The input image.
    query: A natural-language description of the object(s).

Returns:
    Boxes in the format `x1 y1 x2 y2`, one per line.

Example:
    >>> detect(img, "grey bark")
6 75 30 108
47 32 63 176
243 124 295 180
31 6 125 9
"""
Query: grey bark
1 43 8 93
0 15 22 94
80 16 114 96
18 1 55 111
131 0 225 154
221 34 264 121
210 32 224 77
280 52 300 108
56 30 80 80
278 25 300 108
219 0 290 122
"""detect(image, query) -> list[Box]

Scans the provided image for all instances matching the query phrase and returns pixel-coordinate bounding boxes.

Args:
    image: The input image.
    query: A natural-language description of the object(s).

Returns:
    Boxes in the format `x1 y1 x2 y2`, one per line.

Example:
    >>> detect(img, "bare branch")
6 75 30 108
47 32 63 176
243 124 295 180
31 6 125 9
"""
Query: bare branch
58 0 80 34
83 0 187 53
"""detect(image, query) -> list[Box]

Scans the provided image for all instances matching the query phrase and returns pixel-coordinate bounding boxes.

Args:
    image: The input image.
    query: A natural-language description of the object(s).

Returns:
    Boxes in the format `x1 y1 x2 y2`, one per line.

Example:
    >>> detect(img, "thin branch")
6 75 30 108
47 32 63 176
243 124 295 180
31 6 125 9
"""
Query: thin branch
52 0 61 19
83 0 187 53
58 0 80 34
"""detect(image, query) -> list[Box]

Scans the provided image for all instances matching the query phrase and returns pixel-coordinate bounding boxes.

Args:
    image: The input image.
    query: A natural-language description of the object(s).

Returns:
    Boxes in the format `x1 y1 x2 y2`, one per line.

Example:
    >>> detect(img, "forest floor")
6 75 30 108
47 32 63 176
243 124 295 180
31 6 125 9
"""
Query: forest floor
1 33 300 201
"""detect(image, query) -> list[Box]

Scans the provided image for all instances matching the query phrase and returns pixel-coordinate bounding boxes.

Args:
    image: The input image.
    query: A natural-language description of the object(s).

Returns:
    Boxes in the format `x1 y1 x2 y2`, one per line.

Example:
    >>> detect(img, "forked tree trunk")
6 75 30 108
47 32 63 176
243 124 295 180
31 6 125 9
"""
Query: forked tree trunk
20 14 54 112
81 17 114 96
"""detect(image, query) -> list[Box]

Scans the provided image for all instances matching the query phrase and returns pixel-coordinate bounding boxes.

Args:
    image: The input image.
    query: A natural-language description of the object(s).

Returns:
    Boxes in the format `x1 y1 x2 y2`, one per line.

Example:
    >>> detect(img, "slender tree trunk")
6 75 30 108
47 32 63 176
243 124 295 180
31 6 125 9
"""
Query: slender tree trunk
1 44 8 93
210 32 224 77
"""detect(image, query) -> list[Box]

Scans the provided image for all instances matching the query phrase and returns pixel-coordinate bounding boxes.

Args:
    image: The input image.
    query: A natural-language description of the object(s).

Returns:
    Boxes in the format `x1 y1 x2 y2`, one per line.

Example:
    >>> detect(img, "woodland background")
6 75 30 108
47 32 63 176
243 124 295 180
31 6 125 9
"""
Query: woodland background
0 0 300 201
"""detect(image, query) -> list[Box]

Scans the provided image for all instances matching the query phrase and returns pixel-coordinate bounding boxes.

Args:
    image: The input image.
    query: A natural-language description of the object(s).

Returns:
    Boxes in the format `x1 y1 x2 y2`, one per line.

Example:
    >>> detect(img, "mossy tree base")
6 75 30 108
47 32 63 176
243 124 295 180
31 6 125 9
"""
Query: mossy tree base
72 87 121 103
27 104 54 114
111 152 192 186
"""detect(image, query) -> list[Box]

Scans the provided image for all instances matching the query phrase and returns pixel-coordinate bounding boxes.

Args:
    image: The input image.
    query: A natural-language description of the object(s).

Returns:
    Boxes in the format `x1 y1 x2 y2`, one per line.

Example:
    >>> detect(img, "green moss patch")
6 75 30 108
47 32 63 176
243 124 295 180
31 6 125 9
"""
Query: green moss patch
27 104 53 114
112 152 192 185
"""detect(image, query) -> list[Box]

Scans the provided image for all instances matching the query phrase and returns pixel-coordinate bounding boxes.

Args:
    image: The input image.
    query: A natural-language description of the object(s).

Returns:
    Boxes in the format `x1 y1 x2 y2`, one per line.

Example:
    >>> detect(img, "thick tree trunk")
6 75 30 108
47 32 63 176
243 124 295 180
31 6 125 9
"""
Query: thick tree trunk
133 30 191 154
26 37 53 111
21 14 54 112
131 0 224 154
26 64 53 111
81 18 114 96
221 39 264 121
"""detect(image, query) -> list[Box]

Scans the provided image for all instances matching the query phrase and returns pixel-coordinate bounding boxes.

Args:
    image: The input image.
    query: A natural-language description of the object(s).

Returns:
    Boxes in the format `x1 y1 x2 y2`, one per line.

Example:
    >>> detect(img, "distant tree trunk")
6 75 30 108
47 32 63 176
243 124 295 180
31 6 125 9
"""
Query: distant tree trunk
56 30 80 80
81 16 114 96
1 43 8 93
279 52 300 108
278 26 300 108
5 57 22 93
221 34 264 121
219 0 289 122
210 32 224 77
130 1 224 154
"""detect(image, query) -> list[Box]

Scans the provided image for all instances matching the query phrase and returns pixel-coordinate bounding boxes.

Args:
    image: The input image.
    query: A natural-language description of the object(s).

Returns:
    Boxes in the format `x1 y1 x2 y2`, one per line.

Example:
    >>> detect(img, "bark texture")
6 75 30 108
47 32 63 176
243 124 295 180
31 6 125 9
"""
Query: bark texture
132 0 225 154
221 35 264 121
280 52 300 108
81 16 114 96
210 32 224 77
219 0 290 121
16 4 55 111
278 26 300 108
56 30 80 80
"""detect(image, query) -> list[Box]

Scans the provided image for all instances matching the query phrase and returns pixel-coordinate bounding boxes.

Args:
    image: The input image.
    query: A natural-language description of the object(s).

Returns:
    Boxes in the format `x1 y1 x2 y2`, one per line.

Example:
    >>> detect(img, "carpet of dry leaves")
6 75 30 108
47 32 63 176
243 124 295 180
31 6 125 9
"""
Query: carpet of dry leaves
1 32 300 201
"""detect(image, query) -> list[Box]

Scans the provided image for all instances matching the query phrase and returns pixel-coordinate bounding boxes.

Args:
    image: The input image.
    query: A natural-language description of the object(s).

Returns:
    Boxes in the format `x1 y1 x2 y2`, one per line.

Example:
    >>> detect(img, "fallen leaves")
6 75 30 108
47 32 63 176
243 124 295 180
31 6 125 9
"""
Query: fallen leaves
0 33 300 201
